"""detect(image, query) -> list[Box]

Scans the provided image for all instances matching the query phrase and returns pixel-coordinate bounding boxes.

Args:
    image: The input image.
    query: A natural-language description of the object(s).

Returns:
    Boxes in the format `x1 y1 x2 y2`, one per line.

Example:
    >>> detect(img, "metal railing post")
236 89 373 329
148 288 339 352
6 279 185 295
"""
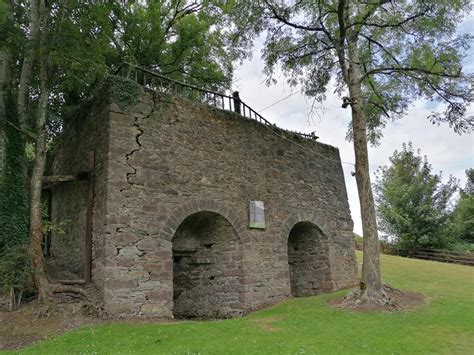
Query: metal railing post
232 91 241 115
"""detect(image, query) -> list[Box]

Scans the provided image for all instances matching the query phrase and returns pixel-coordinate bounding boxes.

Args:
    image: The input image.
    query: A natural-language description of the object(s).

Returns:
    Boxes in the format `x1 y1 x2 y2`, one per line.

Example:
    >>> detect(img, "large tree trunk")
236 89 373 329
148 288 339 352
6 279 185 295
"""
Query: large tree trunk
0 50 10 174
29 62 86 300
17 0 41 131
28 50 52 301
346 35 384 302
27 2 86 301
0 0 12 174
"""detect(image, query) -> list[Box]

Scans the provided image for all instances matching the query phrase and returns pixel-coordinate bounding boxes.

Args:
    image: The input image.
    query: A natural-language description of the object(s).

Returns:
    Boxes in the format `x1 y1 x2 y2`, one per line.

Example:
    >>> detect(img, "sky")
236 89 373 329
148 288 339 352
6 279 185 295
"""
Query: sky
233 16 474 236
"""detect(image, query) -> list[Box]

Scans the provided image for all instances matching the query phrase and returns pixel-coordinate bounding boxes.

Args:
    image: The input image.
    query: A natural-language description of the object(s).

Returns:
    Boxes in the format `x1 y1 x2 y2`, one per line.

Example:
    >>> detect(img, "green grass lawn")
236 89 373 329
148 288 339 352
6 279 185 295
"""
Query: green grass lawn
14 253 474 354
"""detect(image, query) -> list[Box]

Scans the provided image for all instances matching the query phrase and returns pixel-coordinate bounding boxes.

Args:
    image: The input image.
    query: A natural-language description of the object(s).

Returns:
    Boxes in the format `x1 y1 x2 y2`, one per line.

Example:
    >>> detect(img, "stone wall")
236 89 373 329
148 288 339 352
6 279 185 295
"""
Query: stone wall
172 211 243 318
49 99 110 284
48 180 87 278
49 83 356 317
288 222 332 297
99 89 357 317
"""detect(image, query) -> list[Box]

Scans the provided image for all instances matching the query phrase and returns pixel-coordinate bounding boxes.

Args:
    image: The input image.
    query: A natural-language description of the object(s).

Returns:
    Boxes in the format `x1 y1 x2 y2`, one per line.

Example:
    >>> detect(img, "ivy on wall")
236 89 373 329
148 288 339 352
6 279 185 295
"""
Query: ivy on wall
0 90 30 295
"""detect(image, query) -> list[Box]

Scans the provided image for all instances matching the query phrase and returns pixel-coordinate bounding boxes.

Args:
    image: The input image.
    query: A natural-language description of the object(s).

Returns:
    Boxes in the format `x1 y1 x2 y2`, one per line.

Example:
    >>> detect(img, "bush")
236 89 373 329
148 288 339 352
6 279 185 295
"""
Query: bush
0 244 32 309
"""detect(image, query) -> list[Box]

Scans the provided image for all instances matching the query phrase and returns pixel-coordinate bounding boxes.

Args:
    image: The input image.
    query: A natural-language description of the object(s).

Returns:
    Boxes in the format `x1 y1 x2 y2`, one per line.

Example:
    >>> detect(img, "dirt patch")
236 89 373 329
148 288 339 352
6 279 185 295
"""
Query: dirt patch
0 295 174 351
328 285 427 312
0 297 103 351
252 316 284 332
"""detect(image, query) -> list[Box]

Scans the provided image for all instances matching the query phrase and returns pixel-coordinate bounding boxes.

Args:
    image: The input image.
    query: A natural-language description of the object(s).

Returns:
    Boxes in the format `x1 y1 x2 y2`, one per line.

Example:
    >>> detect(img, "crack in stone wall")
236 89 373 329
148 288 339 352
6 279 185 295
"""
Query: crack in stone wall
119 95 156 206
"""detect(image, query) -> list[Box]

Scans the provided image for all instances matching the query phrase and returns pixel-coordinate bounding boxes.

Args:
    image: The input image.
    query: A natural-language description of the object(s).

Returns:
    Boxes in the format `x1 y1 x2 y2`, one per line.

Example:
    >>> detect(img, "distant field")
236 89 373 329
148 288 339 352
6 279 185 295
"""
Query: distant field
13 252 474 354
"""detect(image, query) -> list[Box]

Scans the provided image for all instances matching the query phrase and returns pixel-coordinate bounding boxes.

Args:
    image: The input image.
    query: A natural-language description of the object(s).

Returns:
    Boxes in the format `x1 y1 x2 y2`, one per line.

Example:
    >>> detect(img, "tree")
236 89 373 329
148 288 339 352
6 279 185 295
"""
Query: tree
0 0 14 174
0 87 30 311
0 0 31 310
374 143 458 254
228 0 473 304
462 169 474 196
2 0 243 302
451 169 474 244
107 1 236 91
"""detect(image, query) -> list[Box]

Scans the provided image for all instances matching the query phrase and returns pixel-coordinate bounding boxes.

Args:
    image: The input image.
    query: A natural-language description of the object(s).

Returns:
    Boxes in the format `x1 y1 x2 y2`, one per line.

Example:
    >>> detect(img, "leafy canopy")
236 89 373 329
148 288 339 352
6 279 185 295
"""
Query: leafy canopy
108 1 237 91
0 0 246 147
228 0 473 143
374 142 458 253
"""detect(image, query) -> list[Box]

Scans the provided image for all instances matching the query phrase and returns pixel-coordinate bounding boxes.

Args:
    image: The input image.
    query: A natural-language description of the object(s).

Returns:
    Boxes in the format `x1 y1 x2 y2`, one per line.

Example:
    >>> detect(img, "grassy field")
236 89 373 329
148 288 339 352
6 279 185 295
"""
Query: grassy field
13 252 474 354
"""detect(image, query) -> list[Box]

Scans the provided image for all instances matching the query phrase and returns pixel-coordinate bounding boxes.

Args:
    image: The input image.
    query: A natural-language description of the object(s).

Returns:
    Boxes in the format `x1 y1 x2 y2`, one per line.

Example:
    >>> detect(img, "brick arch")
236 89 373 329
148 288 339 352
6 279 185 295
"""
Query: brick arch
281 212 333 242
282 213 334 297
161 198 248 243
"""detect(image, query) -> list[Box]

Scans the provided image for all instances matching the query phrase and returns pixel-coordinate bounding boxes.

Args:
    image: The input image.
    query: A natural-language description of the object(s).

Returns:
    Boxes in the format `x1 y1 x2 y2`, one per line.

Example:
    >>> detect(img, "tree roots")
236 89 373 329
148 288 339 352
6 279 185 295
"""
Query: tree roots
37 276 87 303
329 284 425 312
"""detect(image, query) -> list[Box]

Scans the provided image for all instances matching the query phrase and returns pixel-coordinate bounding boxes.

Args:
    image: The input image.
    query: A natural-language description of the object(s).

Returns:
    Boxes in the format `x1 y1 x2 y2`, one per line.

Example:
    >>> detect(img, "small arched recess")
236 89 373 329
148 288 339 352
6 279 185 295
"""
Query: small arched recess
287 221 333 297
172 211 244 319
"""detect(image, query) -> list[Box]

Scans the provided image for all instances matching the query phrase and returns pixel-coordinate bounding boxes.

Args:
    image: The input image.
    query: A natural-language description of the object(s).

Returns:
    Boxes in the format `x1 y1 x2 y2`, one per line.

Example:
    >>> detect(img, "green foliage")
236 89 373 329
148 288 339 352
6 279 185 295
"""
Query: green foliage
107 1 238 92
0 90 27 250
374 143 458 254
41 199 69 237
451 169 474 243
462 168 474 195
18 253 474 354
41 219 69 238
449 241 474 252
0 1 7 24
0 90 29 291
4 1 243 139
105 75 143 110
0 244 32 293
0 0 24 76
452 195 474 243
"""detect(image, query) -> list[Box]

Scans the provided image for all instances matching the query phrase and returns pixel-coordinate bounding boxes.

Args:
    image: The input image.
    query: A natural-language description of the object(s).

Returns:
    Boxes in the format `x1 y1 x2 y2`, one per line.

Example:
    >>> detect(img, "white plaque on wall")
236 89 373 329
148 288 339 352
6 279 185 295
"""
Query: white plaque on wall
249 201 265 229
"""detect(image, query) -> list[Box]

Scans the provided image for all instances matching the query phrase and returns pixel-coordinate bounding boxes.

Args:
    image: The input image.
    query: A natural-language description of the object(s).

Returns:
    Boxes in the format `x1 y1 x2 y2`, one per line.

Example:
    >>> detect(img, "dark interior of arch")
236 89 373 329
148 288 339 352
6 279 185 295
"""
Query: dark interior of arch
172 211 243 319
287 221 332 297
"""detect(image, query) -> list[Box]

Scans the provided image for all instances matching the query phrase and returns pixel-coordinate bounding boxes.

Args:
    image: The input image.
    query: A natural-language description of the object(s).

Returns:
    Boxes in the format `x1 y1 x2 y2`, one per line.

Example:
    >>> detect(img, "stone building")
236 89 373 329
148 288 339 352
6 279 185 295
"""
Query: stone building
46 72 357 318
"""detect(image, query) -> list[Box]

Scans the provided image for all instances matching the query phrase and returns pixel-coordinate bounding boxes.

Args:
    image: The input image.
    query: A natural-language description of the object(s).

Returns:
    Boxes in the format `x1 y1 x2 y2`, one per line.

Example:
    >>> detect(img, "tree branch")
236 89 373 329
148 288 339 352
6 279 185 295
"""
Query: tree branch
362 67 461 81
264 0 324 32
335 0 349 83
349 6 433 30
368 100 391 118
2 118 37 140
360 34 401 66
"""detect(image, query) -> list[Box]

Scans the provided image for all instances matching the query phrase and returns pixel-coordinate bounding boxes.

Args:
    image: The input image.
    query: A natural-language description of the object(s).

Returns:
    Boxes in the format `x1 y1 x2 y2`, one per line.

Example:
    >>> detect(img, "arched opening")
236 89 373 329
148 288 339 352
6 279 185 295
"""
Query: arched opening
287 222 332 297
172 211 243 318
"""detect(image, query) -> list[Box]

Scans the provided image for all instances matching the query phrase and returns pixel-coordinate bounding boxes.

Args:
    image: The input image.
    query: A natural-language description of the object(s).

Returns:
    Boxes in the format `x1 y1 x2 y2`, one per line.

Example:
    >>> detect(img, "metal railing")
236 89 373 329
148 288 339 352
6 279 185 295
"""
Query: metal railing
115 63 318 140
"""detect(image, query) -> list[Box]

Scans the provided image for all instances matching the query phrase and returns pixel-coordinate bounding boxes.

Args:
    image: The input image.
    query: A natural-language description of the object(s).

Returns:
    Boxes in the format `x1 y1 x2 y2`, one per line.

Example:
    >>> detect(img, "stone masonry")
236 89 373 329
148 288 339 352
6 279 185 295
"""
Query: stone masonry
49 83 357 318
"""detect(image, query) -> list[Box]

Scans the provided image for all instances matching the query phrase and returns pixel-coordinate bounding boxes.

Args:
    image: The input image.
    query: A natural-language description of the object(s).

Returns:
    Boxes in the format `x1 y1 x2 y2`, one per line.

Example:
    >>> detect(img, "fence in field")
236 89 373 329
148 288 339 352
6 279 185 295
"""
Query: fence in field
354 239 397 255
354 240 473 266
412 248 474 266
